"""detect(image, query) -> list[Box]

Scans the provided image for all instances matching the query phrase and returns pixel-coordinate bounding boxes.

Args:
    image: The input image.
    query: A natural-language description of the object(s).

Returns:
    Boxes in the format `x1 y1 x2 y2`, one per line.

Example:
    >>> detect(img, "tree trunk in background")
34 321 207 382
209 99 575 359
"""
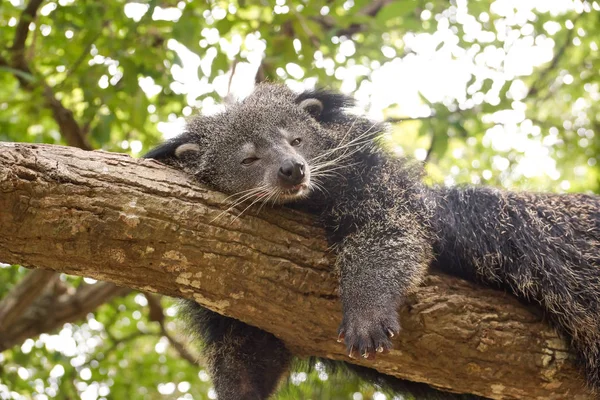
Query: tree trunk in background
0 143 591 399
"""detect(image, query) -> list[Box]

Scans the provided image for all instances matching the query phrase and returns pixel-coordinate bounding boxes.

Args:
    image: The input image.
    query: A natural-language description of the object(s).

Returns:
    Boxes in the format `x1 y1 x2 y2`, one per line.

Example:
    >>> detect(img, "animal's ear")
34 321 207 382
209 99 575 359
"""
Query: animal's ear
297 98 323 119
143 137 201 161
295 89 355 123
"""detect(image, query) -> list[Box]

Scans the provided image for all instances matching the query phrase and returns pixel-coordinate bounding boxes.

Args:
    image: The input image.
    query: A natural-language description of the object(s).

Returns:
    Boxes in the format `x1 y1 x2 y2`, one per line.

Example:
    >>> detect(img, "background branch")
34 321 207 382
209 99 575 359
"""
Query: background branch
145 294 198 364
1 0 92 150
527 15 581 98
10 0 45 69
385 115 435 123
0 269 58 329
0 279 129 352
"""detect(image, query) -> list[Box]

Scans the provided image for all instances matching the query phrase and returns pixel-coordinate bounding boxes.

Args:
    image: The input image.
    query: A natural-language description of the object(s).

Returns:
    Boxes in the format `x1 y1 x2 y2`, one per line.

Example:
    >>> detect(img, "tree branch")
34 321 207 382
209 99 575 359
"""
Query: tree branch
41 85 92 150
3 0 92 150
1 59 92 150
11 0 45 69
0 143 592 399
292 9 321 48
0 279 129 351
385 115 434 123
527 14 581 99
59 24 107 86
145 293 199 364
0 269 58 328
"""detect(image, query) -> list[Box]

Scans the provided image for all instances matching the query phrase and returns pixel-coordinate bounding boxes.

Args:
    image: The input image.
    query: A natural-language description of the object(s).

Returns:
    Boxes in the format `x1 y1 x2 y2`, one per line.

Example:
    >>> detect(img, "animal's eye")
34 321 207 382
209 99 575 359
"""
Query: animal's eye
241 157 259 165
291 138 302 146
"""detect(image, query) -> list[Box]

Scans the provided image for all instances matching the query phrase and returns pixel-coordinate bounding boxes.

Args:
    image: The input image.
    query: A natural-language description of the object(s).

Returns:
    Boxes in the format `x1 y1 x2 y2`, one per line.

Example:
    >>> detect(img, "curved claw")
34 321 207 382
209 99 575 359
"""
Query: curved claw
336 310 400 361
348 345 355 359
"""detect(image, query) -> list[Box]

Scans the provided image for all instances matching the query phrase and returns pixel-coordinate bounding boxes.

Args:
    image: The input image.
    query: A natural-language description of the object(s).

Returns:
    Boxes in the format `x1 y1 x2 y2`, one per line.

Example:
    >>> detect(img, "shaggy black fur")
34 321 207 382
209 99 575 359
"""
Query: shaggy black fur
145 83 599 399
178 303 291 399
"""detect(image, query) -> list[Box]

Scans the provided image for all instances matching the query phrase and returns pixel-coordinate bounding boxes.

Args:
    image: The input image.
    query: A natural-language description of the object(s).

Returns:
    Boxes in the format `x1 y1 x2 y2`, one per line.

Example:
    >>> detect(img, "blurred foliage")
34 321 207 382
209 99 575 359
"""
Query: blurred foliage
1 0 599 399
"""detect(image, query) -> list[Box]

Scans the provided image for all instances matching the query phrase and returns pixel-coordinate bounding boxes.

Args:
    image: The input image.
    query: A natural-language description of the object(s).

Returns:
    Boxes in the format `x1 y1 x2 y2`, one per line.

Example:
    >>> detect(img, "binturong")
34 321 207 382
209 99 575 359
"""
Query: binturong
145 83 600 400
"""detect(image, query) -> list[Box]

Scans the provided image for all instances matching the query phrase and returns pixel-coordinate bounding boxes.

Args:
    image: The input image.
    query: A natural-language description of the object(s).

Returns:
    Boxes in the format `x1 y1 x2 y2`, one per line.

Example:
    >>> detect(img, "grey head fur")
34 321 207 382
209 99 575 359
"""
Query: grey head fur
145 83 368 205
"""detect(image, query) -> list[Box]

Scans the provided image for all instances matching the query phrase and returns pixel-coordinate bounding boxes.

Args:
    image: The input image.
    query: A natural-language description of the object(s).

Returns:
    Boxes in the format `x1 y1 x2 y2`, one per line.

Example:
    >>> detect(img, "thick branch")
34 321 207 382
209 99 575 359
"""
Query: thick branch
0 143 591 399
2 0 93 334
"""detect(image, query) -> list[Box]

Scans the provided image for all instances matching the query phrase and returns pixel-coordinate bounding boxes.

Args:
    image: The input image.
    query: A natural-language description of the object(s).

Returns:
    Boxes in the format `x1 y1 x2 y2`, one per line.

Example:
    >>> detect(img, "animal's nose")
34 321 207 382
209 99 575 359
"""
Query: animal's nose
278 159 306 186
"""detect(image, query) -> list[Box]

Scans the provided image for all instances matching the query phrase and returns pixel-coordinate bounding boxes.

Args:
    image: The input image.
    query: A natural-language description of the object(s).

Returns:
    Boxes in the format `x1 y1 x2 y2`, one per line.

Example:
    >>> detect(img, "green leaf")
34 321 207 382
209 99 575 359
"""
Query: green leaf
0 66 36 83
376 1 418 23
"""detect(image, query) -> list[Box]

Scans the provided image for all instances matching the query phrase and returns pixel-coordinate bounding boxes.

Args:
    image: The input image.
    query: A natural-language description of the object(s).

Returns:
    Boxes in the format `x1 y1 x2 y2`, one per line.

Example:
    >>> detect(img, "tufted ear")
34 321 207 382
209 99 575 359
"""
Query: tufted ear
295 88 355 123
297 98 323 119
143 137 201 161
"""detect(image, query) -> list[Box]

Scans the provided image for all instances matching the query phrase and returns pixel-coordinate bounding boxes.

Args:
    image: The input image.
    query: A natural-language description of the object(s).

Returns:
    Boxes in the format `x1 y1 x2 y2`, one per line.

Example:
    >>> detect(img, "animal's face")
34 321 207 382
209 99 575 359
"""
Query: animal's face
211 126 313 202
146 84 355 204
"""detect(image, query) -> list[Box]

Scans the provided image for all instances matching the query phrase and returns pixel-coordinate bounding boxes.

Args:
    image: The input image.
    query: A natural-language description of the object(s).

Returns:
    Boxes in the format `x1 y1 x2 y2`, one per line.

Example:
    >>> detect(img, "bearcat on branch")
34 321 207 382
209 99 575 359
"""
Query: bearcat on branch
145 83 600 400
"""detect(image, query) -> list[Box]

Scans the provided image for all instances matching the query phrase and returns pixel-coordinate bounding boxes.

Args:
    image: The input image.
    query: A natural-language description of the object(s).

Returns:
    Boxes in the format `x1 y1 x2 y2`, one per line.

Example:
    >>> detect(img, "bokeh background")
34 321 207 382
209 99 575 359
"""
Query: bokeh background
1 0 598 399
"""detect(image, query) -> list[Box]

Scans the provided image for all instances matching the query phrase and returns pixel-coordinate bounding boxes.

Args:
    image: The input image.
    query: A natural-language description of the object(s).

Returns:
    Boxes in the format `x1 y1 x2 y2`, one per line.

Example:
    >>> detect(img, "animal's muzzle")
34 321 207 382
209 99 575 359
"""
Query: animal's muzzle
278 159 306 187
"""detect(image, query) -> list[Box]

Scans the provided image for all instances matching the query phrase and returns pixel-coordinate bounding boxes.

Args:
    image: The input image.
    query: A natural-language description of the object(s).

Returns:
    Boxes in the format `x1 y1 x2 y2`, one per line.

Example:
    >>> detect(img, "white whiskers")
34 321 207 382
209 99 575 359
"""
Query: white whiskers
210 119 381 224
309 121 380 183
210 184 270 223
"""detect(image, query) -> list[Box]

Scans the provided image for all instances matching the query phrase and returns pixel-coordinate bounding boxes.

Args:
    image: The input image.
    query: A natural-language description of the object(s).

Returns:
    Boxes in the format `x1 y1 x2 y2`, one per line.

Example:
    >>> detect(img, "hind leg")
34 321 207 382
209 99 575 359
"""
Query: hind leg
181 301 291 400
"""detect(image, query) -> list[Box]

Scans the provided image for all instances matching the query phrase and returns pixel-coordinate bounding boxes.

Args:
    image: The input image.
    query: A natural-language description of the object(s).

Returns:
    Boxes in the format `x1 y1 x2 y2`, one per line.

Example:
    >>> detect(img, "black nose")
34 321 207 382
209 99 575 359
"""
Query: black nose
278 159 306 186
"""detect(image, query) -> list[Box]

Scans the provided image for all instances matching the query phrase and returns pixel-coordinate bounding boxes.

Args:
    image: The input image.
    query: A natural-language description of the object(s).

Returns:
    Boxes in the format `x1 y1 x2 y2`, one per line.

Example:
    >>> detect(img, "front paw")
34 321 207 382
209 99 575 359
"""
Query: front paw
337 307 400 359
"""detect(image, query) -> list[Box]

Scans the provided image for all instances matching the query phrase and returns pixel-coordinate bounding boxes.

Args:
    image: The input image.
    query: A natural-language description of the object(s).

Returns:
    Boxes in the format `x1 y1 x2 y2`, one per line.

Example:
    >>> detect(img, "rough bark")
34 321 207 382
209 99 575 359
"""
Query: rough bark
0 143 591 399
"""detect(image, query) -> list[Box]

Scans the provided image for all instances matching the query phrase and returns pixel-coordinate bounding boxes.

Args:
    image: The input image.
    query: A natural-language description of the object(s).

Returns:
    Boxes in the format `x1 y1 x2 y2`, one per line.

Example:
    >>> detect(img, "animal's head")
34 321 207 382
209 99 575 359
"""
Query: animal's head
145 84 361 203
